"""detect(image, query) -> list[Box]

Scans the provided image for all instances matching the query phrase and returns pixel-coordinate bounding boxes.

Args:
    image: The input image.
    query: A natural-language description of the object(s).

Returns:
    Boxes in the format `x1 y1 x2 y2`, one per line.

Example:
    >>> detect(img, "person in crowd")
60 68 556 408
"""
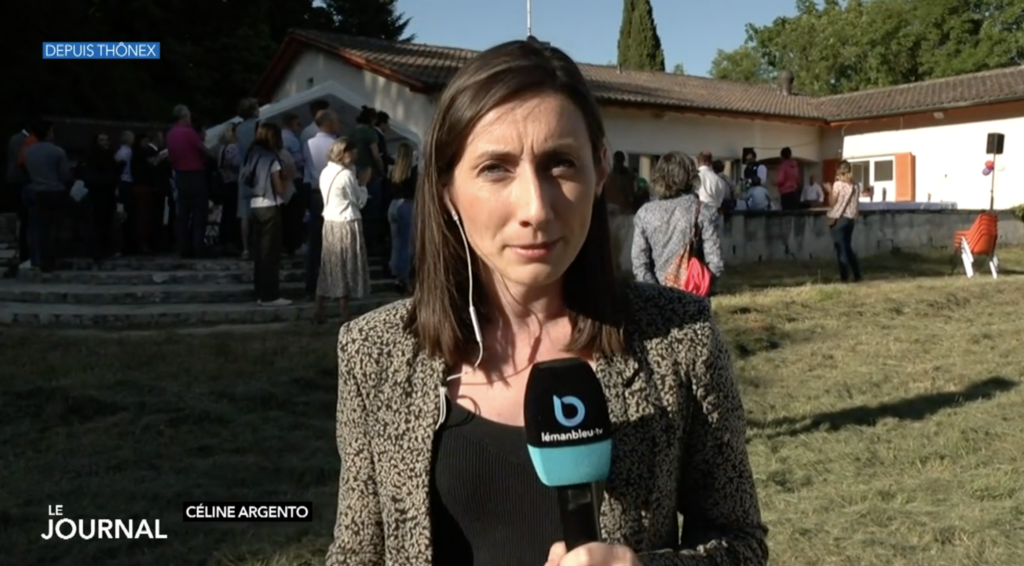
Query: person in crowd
350 106 385 245
80 133 120 260
744 176 772 211
215 124 242 253
603 150 636 213
234 98 261 259
243 122 291 307
386 142 417 293
313 138 369 323
302 109 338 299
300 99 329 149
165 104 211 258
632 151 725 287
696 150 730 208
279 113 306 255
742 149 767 193
276 131 299 256
114 130 146 253
826 161 863 283
327 38 767 566
23 120 73 272
712 158 738 210
374 110 393 172
146 129 173 252
801 173 825 207
133 130 167 255
775 146 801 210
602 150 637 276
5 121 31 265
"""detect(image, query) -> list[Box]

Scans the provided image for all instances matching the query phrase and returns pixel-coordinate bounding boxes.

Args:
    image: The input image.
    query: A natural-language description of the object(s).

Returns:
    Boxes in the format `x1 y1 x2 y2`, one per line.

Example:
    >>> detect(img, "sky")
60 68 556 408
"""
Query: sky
396 0 800 76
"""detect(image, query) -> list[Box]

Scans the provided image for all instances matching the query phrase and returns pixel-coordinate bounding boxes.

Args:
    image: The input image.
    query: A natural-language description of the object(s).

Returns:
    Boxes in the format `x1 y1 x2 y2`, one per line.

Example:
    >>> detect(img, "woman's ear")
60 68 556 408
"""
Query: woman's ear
443 190 459 220
595 143 610 198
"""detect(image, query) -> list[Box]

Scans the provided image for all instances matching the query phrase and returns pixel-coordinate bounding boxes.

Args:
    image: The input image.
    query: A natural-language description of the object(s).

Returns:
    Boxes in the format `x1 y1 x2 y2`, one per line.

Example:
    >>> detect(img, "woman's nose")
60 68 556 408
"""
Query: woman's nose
513 167 556 226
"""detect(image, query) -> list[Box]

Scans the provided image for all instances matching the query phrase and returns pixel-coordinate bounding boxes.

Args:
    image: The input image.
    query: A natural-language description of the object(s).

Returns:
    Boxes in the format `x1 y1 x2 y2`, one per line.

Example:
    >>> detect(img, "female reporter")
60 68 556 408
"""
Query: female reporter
329 38 768 566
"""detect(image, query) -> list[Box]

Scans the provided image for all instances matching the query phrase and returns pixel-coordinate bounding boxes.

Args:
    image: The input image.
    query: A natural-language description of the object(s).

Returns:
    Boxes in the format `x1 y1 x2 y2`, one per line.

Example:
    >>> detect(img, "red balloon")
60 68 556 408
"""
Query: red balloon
986 160 995 169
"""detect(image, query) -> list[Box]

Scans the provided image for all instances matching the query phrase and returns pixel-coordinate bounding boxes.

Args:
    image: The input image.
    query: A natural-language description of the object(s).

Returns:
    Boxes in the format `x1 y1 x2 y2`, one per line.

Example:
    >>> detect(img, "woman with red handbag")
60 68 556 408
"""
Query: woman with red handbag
631 151 724 296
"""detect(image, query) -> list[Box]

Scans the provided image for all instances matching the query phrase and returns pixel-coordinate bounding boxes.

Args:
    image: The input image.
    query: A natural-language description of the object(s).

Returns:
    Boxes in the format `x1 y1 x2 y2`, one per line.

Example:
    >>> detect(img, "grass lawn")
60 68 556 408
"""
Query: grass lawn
3 247 1024 566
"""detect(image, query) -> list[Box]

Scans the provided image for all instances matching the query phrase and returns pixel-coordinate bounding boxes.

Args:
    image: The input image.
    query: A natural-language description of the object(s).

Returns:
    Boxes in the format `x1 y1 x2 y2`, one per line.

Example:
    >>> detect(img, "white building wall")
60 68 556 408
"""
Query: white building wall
271 49 438 147
601 108 823 163
270 51 831 183
843 118 1024 209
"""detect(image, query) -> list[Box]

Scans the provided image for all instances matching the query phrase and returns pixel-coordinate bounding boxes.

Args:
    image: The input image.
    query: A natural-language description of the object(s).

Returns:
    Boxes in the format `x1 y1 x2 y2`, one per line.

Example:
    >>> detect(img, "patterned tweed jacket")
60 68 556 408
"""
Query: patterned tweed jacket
327 282 768 566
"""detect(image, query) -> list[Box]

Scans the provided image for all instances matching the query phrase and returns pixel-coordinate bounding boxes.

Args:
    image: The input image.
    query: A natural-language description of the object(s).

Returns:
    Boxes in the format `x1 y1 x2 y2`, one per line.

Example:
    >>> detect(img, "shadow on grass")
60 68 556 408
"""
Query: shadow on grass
718 249 1024 294
749 376 1019 439
0 329 344 566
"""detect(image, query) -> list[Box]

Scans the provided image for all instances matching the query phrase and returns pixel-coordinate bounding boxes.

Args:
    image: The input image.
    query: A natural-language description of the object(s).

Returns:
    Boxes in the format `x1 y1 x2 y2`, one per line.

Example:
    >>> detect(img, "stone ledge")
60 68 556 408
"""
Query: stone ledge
0 280 398 305
0 295 403 327
19 268 311 286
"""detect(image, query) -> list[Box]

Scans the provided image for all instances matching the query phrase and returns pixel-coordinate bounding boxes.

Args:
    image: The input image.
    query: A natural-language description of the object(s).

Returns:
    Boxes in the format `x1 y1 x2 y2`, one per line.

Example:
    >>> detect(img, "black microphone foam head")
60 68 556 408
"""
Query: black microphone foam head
523 358 612 487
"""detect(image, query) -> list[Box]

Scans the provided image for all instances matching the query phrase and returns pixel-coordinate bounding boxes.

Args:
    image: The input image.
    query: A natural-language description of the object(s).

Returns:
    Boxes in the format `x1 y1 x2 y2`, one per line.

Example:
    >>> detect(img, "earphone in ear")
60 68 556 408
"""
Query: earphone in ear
445 199 459 222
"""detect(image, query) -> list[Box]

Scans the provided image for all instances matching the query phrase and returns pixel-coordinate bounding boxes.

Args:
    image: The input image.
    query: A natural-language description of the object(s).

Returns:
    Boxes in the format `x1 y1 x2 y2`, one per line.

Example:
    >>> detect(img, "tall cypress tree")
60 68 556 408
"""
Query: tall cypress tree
623 0 665 72
616 0 635 68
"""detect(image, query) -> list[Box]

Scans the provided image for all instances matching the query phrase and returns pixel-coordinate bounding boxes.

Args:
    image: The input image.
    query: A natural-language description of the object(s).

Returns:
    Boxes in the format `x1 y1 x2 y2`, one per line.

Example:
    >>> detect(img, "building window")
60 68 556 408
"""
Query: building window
849 157 895 185
872 159 894 182
851 161 870 187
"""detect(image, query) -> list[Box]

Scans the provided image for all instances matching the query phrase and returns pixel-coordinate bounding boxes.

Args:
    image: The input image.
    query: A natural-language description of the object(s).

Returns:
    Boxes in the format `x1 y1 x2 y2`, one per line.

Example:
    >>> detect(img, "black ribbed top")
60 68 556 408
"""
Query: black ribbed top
430 398 562 566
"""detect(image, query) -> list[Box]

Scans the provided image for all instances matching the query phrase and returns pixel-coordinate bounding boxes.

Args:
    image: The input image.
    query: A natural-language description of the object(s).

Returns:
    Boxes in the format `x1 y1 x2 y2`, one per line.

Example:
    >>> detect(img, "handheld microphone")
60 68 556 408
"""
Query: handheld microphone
524 358 613 551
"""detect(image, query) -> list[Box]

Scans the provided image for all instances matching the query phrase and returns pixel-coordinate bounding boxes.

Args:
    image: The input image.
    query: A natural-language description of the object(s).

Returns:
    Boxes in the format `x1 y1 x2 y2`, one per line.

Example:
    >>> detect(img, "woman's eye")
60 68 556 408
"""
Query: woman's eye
481 163 507 176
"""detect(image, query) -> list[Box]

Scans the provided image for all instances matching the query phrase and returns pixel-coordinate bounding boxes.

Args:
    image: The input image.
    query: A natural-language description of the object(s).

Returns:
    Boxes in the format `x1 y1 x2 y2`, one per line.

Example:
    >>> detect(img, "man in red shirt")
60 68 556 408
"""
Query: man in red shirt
775 146 801 210
165 104 211 258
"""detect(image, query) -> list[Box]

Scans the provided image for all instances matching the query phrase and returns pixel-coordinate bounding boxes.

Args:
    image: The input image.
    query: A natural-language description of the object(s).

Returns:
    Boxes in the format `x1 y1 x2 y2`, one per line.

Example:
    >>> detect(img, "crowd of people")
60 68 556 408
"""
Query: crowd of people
629 150 864 290
2 99 418 318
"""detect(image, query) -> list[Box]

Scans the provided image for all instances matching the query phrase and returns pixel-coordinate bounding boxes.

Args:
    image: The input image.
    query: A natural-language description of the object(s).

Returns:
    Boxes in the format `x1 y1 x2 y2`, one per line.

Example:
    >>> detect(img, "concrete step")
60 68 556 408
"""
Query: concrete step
17 266 388 286
0 280 398 304
56 255 389 272
0 294 405 327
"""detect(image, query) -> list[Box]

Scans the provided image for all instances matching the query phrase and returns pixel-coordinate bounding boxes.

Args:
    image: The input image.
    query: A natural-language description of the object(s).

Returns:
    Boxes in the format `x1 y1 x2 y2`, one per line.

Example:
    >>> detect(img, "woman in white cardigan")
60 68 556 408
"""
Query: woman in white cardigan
314 138 370 323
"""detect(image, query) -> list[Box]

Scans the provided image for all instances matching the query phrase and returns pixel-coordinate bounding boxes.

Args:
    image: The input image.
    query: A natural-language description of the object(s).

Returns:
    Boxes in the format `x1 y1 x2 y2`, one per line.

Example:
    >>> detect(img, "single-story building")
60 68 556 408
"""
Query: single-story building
244 29 1024 210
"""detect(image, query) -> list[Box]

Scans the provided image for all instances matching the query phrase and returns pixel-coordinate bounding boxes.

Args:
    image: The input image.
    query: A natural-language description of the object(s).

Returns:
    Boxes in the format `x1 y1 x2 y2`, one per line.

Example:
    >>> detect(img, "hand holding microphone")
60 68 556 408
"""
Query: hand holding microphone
544 541 640 566
524 358 642 566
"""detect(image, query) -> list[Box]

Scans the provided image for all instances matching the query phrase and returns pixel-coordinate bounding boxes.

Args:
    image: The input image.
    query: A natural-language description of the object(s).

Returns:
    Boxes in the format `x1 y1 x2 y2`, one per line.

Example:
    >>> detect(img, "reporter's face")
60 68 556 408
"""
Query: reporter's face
447 92 607 292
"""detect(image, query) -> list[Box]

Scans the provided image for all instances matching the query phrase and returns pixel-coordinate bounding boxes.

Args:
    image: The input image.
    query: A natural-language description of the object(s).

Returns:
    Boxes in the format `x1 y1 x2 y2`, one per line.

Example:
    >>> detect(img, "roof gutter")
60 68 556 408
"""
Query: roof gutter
600 101 828 127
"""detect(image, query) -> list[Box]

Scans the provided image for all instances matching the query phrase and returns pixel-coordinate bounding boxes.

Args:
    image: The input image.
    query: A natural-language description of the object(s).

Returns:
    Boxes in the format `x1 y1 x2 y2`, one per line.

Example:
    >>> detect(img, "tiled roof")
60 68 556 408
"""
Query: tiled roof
281 30 1024 123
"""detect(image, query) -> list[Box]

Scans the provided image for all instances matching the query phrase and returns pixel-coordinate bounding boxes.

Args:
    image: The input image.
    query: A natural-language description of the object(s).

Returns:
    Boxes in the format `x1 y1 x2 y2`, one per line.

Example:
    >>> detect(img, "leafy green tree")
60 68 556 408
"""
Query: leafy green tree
672 63 685 74
709 46 771 83
322 0 414 41
710 0 1024 95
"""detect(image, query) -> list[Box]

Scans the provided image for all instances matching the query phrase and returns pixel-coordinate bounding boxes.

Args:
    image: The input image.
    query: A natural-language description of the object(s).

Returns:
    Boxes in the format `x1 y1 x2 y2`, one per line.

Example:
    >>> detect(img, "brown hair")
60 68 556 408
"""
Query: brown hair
836 160 853 183
650 152 699 199
237 97 260 120
405 38 625 365
252 122 282 152
327 137 356 165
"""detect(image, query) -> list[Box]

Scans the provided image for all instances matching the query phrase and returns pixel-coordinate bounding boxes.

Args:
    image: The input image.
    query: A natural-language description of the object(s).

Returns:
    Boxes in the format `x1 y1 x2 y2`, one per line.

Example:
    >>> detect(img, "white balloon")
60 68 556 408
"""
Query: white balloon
998 164 1006 171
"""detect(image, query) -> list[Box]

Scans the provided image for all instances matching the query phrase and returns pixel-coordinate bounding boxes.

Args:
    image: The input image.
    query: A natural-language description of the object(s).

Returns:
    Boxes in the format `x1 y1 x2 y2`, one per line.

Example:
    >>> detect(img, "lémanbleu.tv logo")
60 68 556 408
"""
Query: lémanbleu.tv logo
42 42 160 60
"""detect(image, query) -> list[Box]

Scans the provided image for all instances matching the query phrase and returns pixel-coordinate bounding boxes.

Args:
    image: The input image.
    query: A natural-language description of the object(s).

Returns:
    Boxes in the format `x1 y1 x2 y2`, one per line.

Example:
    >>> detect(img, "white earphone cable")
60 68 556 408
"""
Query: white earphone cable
436 210 485 430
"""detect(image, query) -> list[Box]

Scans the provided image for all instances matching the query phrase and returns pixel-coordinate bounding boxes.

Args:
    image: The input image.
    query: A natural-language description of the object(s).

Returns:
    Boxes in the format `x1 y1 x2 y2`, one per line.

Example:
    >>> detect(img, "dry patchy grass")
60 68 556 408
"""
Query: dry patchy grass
2 248 1024 565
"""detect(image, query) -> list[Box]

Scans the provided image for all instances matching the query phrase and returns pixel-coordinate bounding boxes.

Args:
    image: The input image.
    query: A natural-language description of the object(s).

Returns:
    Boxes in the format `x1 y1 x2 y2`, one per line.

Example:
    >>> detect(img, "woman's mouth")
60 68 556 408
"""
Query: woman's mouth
509 239 561 259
